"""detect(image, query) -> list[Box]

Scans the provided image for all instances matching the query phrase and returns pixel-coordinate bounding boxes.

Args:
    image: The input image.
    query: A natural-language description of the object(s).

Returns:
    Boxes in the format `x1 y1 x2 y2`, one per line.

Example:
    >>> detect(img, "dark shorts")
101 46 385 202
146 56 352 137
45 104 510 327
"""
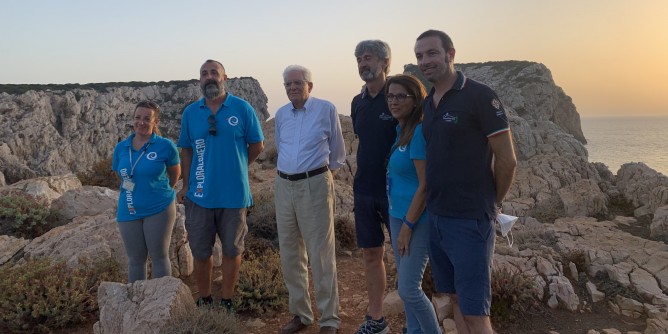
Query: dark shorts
183 198 248 259
428 211 495 316
354 193 390 248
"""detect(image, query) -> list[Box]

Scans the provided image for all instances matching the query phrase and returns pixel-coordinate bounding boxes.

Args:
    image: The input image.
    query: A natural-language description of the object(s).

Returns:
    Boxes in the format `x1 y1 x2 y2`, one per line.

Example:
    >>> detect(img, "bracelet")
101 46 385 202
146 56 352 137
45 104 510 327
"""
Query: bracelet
402 216 415 230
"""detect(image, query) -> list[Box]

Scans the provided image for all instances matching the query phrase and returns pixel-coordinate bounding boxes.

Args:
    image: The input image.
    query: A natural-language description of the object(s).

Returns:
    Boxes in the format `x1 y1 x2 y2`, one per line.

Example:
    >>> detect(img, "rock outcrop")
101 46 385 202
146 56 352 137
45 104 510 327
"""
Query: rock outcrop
0 78 269 184
94 276 194 334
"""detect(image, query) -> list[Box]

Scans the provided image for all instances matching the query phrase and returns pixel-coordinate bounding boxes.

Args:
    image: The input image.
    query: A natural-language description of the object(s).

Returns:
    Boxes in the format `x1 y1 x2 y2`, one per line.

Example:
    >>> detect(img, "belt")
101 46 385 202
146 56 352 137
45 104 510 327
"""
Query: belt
277 166 329 181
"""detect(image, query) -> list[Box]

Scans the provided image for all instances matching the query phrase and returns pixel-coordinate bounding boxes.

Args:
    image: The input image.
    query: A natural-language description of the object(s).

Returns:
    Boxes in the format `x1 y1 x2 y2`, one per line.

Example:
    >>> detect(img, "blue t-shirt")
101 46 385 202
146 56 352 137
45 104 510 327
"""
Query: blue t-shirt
387 124 427 224
351 88 397 198
422 71 509 220
112 133 180 222
177 95 264 208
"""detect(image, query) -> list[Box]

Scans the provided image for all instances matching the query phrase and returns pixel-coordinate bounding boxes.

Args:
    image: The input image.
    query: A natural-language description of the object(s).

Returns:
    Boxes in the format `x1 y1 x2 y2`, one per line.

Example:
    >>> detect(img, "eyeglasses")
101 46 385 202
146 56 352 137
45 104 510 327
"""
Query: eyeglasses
284 80 308 87
208 114 216 136
386 93 414 103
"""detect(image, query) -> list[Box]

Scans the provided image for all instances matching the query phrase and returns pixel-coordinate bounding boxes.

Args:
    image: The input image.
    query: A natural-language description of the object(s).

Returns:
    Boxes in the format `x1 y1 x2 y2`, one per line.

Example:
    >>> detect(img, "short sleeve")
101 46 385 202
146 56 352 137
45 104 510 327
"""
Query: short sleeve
111 143 121 171
476 86 510 137
409 124 426 160
177 107 192 148
244 103 264 144
166 140 180 166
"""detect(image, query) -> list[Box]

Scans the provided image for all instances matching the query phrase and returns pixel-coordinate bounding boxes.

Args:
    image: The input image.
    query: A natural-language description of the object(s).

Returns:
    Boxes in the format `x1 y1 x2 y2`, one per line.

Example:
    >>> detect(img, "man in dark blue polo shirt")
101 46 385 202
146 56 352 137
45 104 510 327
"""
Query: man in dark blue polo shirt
350 39 396 334
415 30 517 334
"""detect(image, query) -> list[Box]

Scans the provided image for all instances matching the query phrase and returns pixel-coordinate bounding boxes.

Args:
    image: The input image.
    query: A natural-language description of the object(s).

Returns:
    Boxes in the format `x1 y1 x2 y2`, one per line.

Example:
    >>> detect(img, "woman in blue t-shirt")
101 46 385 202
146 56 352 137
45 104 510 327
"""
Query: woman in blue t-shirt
112 101 181 283
385 75 441 333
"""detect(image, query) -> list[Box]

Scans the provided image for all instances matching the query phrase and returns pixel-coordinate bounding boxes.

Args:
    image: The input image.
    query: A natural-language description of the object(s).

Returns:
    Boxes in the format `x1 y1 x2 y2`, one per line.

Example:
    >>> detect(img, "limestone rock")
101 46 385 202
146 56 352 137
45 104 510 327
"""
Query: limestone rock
586 282 605 303
630 268 665 304
0 235 29 266
613 295 644 319
601 329 621 334
645 318 668 334
442 318 457 333
432 293 453 322
548 275 580 311
94 276 194 334
558 179 608 217
1 173 82 204
21 210 127 270
382 290 404 317
51 186 118 221
0 78 268 184
650 205 668 239
616 163 668 216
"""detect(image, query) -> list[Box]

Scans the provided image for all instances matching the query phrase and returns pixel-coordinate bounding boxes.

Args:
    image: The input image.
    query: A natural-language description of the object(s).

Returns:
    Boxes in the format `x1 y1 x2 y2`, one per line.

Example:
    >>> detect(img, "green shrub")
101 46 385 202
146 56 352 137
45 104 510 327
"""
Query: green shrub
77 157 120 189
490 266 540 325
235 249 287 315
334 215 356 251
0 257 123 333
246 190 278 245
0 192 62 238
162 305 243 334
562 249 587 273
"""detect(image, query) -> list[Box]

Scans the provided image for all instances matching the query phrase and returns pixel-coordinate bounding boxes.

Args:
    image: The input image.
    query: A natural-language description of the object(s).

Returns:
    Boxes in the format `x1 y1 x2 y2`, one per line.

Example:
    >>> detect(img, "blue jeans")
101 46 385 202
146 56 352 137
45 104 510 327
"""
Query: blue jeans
390 216 441 334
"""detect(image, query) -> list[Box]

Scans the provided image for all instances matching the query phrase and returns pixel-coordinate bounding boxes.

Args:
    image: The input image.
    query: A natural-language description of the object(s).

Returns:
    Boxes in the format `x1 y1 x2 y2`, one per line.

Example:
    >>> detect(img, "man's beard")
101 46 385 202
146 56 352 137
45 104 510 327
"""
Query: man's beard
359 68 377 82
201 80 224 99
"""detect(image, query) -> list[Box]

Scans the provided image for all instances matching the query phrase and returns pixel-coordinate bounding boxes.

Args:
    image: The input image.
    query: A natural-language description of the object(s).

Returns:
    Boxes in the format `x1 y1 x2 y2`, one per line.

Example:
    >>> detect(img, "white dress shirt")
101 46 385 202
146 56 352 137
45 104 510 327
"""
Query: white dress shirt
275 96 346 174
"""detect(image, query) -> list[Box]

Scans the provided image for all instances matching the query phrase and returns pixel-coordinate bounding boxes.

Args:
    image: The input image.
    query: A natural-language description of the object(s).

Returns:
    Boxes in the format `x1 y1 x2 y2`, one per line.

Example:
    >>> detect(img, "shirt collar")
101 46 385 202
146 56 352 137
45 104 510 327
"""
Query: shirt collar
291 97 311 112
124 132 157 147
197 93 233 110
427 71 467 98
361 86 386 100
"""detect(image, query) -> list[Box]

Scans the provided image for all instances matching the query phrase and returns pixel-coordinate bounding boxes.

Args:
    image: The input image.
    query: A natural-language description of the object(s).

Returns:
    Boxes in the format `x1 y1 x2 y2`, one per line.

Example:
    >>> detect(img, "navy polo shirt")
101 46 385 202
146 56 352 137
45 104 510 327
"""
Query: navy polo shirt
351 87 398 198
422 71 510 220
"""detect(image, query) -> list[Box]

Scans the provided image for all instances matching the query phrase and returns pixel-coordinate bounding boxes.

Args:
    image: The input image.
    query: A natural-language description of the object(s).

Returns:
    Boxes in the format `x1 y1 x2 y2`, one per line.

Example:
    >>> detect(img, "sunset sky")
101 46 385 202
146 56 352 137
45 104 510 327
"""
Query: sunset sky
1 0 666 118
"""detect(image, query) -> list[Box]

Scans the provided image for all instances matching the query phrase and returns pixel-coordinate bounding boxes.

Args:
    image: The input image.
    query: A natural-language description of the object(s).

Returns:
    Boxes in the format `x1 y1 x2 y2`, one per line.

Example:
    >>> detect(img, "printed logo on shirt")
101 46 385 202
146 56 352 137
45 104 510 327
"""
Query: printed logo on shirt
442 113 458 124
146 151 158 160
398 145 407 152
491 98 501 110
227 116 239 126
194 138 206 198
119 168 136 214
379 113 393 121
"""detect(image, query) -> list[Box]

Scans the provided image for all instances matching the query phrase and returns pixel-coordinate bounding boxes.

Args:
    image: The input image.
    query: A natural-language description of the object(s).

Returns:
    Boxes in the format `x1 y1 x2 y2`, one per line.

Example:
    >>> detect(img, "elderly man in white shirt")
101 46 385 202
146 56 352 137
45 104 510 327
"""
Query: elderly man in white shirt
275 64 346 334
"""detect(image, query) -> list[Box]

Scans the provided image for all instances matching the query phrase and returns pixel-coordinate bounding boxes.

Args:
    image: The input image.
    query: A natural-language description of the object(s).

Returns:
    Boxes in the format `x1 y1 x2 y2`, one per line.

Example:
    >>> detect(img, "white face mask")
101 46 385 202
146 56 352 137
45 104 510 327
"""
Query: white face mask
497 213 519 247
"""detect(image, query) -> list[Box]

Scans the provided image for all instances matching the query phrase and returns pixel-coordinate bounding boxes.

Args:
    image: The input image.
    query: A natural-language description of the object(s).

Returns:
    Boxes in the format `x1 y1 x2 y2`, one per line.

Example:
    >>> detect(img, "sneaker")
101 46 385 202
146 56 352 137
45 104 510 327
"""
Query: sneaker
195 295 214 307
354 315 389 334
219 298 235 314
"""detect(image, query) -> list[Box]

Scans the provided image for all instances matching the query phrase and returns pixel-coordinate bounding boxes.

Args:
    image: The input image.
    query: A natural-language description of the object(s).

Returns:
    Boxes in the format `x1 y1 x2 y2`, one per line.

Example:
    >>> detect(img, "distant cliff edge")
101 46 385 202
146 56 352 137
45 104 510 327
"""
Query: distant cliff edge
0 78 269 184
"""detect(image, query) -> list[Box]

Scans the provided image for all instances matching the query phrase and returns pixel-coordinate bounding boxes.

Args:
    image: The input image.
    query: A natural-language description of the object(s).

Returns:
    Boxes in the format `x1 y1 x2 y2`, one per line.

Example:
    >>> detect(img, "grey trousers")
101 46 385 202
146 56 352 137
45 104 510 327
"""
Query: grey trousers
117 201 176 283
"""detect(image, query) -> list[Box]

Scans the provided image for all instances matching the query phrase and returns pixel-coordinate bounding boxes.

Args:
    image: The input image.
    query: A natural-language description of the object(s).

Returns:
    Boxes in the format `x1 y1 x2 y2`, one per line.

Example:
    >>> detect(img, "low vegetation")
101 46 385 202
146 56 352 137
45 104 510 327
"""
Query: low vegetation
234 248 288 315
0 191 62 238
77 157 120 189
0 257 123 333
162 306 243 334
490 266 541 325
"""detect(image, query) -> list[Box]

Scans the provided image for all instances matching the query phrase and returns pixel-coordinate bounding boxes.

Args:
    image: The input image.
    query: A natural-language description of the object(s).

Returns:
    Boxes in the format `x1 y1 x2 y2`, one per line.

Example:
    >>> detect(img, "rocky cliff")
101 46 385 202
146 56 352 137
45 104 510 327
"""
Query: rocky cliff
0 78 269 184
3 62 668 332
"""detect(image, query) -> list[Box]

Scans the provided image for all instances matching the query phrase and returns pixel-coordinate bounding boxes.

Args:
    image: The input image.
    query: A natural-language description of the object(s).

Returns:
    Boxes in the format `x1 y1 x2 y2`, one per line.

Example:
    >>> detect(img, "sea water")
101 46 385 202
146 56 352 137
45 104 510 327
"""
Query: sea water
581 116 668 176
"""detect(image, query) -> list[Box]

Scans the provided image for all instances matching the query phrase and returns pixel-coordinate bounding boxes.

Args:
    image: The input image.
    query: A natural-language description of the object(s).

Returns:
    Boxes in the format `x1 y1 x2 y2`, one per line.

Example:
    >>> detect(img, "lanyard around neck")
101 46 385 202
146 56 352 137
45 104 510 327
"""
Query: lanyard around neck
128 143 151 178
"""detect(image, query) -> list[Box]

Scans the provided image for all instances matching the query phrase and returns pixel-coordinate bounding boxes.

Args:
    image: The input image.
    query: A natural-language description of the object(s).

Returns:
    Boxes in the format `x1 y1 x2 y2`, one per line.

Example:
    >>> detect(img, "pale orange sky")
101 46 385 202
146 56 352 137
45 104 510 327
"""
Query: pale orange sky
1 0 666 118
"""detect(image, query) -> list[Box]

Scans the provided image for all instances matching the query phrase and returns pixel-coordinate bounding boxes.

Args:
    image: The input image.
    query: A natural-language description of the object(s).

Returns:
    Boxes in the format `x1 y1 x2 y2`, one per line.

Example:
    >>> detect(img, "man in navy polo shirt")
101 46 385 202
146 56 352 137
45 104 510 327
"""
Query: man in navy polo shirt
177 59 264 311
351 40 396 334
415 30 517 334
